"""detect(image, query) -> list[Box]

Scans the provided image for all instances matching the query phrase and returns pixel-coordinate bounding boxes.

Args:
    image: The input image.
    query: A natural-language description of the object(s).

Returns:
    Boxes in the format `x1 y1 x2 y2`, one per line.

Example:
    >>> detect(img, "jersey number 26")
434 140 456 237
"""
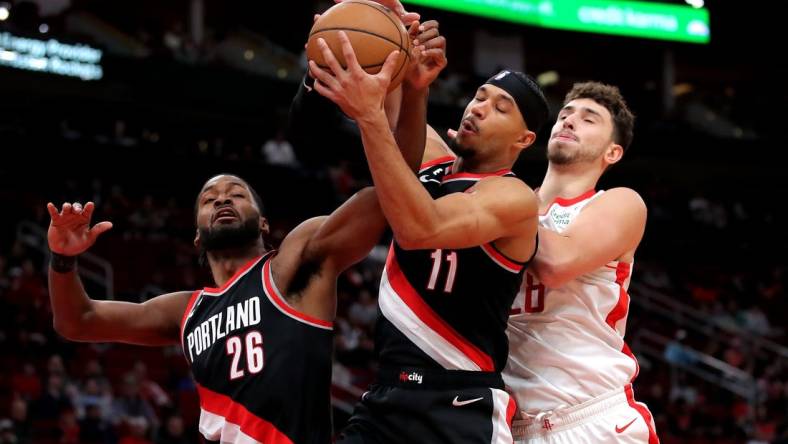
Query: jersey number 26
511 273 545 314
226 331 264 380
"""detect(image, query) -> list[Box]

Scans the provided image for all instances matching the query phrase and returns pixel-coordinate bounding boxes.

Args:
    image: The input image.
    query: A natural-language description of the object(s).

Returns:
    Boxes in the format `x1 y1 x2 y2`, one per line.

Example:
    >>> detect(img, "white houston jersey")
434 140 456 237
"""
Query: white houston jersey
504 190 640 414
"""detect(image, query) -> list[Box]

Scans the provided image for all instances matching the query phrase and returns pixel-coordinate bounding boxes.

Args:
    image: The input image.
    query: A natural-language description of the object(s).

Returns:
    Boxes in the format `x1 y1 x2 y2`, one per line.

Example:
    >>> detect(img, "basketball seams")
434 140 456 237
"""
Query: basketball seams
308 0 413 88
343 0 406 51
312 29 402 70
339 1 413 86
316 61 386 70
310 27 404 50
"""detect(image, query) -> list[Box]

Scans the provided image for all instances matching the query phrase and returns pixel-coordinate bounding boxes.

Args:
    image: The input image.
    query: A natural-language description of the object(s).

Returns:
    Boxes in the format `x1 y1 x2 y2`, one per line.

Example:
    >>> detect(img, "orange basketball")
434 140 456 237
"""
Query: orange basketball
307 0 412 91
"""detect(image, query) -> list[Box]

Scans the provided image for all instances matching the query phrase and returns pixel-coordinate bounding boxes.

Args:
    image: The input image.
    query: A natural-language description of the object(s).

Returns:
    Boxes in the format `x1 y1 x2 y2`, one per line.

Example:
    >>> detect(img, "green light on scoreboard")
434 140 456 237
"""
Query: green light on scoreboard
402 0 710 44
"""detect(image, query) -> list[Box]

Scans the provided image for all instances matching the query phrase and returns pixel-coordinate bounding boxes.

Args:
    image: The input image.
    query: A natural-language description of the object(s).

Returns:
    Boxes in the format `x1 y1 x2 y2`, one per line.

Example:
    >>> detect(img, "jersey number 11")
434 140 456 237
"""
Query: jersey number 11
427 249 458 293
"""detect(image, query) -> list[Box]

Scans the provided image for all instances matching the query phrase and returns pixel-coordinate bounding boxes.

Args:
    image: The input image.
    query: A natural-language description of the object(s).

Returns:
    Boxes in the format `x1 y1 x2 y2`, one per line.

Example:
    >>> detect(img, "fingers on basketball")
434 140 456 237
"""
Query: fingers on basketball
317 38 344 75
337 31 362 74
380 50 400 81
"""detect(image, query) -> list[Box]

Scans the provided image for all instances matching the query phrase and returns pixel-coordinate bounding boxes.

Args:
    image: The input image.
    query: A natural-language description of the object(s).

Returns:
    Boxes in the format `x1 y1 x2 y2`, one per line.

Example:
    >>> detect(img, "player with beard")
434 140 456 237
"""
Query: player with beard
501 82 657 443
309 28 547 440
45 174 382 443
45 2 447 442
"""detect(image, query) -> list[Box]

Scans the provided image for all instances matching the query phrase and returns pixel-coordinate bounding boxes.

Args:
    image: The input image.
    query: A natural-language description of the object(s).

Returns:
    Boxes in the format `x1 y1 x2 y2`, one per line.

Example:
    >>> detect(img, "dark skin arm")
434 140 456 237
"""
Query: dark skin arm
46 201 190 345
270 14 447 322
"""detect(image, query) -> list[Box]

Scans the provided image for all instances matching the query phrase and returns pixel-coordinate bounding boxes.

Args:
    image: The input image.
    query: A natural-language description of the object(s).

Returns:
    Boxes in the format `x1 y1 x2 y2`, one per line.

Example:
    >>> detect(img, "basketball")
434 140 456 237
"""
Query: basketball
307 0 412 91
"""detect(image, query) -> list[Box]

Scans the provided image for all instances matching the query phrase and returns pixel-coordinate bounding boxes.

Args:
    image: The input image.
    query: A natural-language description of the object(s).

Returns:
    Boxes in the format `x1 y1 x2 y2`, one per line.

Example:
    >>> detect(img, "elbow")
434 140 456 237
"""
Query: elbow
390 213 440 251
532 258 572 288
534 265 562 288
53 318 86 341
396 237 423 251
393 226 436 251
53 319 78 340
394 233 427 251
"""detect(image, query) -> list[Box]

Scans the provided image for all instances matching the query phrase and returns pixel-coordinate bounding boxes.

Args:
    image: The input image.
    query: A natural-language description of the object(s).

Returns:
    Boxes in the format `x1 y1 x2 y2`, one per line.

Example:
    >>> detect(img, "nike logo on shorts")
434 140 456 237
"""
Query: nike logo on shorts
615 418 638 433
452 396 484 407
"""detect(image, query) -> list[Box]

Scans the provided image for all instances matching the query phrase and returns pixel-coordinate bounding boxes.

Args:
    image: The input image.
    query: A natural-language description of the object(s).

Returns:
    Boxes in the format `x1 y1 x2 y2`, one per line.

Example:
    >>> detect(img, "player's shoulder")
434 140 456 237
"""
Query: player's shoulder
477 175 536 198
150 290 195 304
581 188 647 227
596 187 646 212
263 217 327 298
278 217 326 253
474 176 538 218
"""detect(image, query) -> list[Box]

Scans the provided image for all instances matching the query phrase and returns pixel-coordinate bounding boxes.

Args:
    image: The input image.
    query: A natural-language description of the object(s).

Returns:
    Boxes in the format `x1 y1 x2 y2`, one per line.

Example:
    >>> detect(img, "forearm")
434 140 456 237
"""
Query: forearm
48 254 95 338
357 111 438 245
394 85 428 172
308 188 388 273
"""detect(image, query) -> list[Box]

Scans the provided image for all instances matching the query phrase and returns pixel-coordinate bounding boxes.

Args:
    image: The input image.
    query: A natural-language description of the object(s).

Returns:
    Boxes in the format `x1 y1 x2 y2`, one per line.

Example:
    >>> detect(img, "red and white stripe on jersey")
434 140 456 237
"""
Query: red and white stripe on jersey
505 189 645 414
419 155 456 172
606 260 641 382
441 168 513 183
539 189 598 215
261 256 333 330
481 243 525 273
197 383 293 444
203 255 266 297
490 388 517 444
378 246 495 371
605 261 632 333
180 289 203 360
625 384 660 444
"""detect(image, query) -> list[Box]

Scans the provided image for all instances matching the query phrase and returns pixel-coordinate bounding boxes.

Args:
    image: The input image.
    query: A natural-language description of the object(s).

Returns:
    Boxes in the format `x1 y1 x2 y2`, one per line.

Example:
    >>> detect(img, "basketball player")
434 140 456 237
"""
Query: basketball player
46 12 447 444
500 82 658 443
309 32 548 443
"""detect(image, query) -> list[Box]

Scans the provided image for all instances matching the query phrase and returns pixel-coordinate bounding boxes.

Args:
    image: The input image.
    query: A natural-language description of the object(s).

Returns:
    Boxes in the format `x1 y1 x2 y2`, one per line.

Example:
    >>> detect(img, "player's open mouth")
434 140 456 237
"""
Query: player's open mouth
213 208 239 223
460 119 478 135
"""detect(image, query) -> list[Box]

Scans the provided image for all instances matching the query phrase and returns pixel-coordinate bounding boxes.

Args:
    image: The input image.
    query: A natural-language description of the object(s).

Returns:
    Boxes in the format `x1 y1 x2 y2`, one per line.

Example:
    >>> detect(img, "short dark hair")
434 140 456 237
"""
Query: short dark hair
564 82 635 152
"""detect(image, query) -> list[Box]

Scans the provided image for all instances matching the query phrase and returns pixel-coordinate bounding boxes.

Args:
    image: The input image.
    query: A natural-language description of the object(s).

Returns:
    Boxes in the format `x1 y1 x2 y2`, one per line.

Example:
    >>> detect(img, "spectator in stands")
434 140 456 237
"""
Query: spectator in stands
262 129 299 168
6 396 31 443
111 373 158 435
74 377 113 421
58 409 80 444
79 403 115 444
155 415 189 444
118 416 153 444
347 289 377 329
132 361 171 408
31 373 72 422
0 419 18 444
11 363 41 401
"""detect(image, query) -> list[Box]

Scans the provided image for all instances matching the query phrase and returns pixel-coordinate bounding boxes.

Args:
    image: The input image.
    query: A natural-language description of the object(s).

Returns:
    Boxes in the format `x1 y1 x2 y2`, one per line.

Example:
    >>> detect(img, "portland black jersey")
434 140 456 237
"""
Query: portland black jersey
181 252 333 444
375 157 534 373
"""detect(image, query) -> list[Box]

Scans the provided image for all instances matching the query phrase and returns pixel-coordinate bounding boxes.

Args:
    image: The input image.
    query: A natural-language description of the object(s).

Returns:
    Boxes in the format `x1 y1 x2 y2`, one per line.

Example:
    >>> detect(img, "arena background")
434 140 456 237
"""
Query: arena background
0 0 785 443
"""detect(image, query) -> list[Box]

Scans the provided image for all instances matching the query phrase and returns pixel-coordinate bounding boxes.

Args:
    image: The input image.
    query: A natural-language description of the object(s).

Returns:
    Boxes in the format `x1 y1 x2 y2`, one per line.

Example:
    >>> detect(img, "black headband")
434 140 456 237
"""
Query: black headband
485 70 550 133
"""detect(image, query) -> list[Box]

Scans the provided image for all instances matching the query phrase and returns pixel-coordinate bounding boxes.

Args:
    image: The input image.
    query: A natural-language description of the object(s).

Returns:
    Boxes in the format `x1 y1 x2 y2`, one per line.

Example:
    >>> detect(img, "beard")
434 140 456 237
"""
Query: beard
449 137 477 159
199 217 261 255
547 141 599 165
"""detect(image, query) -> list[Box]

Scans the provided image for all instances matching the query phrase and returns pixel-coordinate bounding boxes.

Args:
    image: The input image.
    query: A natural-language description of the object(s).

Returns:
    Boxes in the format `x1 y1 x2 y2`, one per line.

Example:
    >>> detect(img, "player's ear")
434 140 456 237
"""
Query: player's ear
604 143 624 166
515 129 536 151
